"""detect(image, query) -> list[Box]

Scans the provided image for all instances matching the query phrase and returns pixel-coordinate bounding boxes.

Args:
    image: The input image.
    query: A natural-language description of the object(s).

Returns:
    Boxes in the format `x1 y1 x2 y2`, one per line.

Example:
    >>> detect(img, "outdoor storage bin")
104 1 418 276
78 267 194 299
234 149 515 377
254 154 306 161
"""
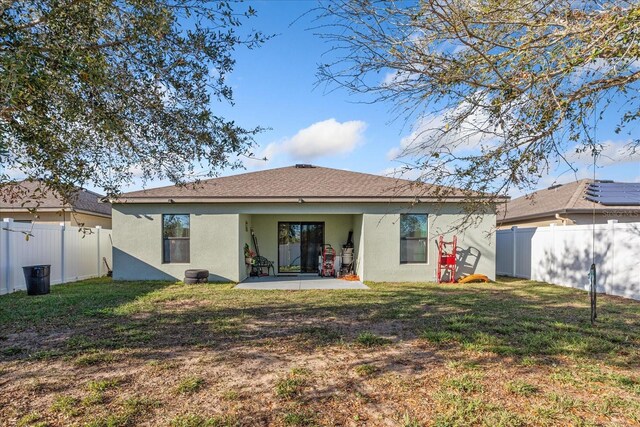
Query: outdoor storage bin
22 265 51 295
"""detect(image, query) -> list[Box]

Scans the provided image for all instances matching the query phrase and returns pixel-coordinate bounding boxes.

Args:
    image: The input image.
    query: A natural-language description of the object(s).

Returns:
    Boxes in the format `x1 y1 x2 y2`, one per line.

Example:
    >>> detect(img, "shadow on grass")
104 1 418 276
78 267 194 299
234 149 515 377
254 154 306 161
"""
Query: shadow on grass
1 278 639 370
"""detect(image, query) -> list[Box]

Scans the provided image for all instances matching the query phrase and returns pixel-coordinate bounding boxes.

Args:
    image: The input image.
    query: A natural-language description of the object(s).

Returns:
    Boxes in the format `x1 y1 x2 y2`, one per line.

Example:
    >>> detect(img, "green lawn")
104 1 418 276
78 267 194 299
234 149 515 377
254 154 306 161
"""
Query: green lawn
0 277 638 426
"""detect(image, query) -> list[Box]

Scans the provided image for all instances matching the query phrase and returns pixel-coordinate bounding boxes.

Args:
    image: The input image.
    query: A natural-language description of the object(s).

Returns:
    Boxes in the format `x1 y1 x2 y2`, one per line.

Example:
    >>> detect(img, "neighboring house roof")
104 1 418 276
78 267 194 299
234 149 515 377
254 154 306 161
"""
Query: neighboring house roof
116 165 501 203
498 179 640 224
0 180 111 217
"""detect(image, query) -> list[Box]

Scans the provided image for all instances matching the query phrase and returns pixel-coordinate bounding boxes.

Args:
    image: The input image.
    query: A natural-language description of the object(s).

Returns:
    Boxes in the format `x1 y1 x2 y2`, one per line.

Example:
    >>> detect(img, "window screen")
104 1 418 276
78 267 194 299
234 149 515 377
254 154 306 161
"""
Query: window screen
400 214 428 263
162 214 190 263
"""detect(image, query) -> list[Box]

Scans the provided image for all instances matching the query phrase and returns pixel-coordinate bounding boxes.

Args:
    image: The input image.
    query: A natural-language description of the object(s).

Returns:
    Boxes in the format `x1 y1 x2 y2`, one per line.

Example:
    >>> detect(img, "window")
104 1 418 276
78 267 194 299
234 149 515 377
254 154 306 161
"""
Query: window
162 214 190 263
400 214 428 263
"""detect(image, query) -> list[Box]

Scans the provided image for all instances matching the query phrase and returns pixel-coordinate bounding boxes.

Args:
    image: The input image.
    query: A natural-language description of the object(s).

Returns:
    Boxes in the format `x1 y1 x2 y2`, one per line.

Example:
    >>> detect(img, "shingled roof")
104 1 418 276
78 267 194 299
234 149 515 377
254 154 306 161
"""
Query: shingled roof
117 165 489 203
498 179 640 223
0 180 111 216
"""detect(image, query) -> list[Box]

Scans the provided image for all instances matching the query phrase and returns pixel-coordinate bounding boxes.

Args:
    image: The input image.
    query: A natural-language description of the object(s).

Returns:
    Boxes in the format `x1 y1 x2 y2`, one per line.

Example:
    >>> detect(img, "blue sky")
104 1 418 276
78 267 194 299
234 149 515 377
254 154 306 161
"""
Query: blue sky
9 1 638 197
205 1 401 176
191 0 639 197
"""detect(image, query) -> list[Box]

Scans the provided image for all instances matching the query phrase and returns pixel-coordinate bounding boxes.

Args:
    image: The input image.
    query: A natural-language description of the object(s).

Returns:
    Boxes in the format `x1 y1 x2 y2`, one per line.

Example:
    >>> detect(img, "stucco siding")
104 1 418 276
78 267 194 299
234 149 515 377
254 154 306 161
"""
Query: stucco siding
352 214 364 278
239 214 252 281
112 202 496 283
70 212 112 229
112 204 241 282
361 205 496 282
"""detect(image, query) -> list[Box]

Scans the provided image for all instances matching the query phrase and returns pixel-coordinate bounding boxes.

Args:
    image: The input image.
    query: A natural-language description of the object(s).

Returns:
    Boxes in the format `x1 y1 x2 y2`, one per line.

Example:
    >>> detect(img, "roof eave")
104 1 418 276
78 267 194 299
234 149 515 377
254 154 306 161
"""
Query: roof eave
499 206 640 223
0 206 111 218
112 196 505 204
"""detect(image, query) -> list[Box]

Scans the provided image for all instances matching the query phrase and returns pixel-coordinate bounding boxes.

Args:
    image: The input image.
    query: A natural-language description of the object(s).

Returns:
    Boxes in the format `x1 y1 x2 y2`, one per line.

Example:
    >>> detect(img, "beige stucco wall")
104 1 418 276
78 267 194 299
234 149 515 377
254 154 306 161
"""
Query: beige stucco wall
352 214 364 278
360 205 496 282
112 202 496 283
0 210 111 228
238 213 252 281
112 205 241 282
70 212 112 228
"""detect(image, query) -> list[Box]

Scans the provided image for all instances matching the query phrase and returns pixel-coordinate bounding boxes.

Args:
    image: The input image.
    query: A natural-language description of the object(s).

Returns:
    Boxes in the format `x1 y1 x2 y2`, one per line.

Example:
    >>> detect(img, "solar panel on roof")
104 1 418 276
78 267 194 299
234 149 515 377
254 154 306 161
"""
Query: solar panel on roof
584 182 640 206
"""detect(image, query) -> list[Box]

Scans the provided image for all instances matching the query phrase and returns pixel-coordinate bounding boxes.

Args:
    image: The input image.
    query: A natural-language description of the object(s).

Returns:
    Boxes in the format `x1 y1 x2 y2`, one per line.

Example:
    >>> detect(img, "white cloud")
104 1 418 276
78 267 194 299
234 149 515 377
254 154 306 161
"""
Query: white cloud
387 105 498 161
565 139 640 167
571 58 640 84
3 167 26 180
243 119 367 169
282 118 367 160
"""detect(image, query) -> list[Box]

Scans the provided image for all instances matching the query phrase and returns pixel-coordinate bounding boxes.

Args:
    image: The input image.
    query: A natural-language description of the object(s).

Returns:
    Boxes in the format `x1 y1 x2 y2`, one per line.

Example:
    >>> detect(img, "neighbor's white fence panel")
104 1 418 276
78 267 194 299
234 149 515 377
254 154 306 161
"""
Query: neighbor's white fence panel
0 219 112 295
497 221 640 300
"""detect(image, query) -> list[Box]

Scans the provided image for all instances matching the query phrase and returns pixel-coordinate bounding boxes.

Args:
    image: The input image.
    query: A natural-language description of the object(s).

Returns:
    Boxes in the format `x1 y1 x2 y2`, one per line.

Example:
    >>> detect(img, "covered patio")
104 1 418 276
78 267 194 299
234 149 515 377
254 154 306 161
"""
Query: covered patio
244 213 361 275
235 275 368 290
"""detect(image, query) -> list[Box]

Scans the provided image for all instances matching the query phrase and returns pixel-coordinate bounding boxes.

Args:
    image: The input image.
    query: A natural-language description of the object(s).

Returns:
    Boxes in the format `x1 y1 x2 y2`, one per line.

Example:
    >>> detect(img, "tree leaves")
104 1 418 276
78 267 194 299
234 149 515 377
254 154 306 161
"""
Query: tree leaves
0 0 269 203
317 0 640 209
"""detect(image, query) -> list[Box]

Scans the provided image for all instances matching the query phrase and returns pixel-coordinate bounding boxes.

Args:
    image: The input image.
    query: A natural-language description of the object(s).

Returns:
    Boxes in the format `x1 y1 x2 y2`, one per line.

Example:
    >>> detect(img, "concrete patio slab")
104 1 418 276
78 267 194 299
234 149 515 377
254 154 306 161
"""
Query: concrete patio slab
235 275 368 290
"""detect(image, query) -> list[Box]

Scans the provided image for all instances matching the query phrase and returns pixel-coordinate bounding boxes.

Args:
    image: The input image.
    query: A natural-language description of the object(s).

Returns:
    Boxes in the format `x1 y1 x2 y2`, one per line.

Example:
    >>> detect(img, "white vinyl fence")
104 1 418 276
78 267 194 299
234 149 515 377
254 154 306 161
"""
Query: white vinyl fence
0 218 112 295
496 220 640 300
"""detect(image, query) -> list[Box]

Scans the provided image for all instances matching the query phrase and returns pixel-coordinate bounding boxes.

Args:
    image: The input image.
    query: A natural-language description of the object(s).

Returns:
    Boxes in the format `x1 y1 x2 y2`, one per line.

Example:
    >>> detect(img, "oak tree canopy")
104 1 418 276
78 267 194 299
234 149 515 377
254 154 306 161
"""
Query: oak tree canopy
1 0 267 203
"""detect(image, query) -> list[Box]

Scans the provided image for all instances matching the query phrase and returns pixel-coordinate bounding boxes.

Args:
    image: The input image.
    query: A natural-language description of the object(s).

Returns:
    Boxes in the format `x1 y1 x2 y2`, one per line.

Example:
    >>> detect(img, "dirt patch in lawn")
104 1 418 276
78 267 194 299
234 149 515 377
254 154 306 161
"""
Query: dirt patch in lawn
1 278 639 426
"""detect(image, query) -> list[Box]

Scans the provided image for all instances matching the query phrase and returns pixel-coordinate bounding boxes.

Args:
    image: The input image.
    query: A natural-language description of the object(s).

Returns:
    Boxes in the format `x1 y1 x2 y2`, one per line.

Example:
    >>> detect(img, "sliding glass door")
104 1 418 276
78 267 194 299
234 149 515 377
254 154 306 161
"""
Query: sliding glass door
278 222 324 273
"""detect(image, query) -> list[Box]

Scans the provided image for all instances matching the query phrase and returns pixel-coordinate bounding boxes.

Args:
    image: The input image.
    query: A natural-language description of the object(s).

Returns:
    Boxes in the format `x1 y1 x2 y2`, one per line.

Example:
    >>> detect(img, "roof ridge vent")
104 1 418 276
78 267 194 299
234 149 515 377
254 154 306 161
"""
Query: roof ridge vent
295 164 315 168
547 184 562 190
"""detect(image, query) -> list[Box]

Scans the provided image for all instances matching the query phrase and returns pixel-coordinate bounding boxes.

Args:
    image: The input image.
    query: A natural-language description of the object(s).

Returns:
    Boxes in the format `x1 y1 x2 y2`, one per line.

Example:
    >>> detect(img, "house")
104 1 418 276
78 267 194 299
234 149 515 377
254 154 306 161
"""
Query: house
497 179 640 229
0 180 112 228
111 165 499 283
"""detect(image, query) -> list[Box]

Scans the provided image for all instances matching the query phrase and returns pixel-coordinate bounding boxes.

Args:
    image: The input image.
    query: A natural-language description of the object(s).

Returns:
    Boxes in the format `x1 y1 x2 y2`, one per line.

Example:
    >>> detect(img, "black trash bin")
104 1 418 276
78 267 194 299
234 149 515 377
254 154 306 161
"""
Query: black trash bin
22 265 51 295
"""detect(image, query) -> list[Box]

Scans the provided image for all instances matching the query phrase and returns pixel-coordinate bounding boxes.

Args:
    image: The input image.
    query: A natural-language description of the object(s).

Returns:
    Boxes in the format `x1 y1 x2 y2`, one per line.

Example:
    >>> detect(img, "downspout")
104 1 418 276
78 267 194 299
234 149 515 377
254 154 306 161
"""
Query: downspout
555 213 570 226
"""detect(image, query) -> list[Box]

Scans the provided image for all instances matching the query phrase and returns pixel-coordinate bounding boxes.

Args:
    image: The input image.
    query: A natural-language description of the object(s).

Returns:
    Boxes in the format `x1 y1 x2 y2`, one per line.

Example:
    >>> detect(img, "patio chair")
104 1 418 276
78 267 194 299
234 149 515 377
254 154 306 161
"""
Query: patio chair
251 255 275 276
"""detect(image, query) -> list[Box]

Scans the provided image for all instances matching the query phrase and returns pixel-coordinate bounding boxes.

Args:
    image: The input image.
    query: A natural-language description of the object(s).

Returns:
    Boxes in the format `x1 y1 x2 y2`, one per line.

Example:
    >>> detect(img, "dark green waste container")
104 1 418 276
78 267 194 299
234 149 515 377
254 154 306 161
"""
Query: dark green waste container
22 265 51 295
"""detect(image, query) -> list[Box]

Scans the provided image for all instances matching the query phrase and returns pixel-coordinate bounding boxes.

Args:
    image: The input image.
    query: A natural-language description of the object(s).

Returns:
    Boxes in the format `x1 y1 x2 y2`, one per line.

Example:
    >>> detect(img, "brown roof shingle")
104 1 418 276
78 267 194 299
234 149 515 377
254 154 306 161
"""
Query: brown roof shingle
499 179 640 223
118 165 482 202
0 180 111 216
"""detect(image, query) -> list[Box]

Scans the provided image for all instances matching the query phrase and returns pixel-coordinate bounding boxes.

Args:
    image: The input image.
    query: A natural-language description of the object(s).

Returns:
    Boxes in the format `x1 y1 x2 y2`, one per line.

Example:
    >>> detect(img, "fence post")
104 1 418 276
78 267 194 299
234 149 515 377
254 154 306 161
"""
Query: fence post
60 222 65 285
2 218 13 294
96 226 102 277
608 219 618 294
511 226 518 277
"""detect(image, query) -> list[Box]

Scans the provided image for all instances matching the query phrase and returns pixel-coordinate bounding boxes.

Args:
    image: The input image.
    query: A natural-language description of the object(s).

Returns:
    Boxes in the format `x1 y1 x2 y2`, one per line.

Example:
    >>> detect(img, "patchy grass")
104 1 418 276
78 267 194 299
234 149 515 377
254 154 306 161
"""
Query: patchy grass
282 410 316 426
355 331 391 347
275 377 306 399
506 380 539 397
354 363 378 376
1 276 639 426
169 413 237 427
50 395 80 417
220 390 240 401
17 412 46 427
176 376 205 394
74 351 115 367
85 395 161 427
443 373 484 393
87 378 120 393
